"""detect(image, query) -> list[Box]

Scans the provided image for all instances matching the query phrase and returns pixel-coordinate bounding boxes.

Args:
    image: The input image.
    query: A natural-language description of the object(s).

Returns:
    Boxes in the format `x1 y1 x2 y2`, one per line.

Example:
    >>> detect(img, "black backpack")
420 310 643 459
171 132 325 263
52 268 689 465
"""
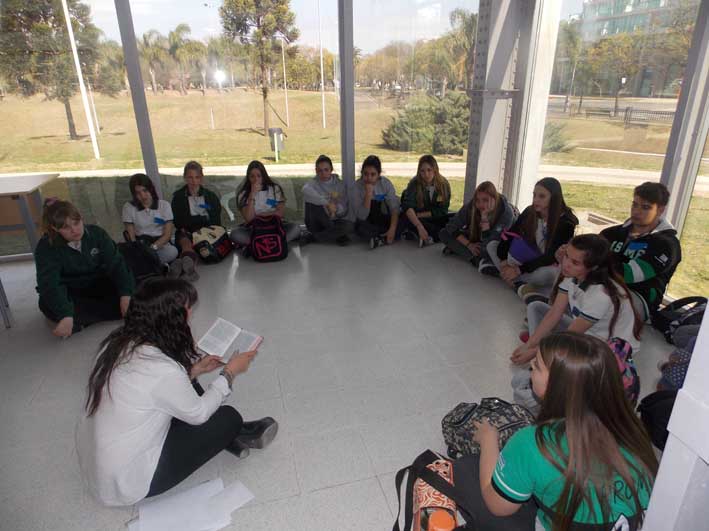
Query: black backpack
651 296 706 344
248 216 288 262
638 390 678 450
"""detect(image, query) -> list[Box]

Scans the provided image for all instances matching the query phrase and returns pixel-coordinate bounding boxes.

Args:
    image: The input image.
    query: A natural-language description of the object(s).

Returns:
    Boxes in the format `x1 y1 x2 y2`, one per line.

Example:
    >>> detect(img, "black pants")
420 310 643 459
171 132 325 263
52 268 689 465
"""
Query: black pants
355 217 392 240
39 277 122 328
397 215 449 242
452 454 537 530
304 203 354 243
147 404 243 498
439 229 475 260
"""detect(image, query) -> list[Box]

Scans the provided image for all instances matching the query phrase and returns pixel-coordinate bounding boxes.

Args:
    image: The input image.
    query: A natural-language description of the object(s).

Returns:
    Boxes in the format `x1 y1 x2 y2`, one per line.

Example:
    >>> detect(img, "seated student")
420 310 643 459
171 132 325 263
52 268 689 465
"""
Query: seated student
171 161 223 281
122 173 179 272
229 160 301 253
599 182 681 321
35 199 134 338
76 278 278 506
510 234 643 412
398 154 451 247
439 180 516 275
493 177 578 300
454 332 657 531
351 155 400 249
301 154 353 246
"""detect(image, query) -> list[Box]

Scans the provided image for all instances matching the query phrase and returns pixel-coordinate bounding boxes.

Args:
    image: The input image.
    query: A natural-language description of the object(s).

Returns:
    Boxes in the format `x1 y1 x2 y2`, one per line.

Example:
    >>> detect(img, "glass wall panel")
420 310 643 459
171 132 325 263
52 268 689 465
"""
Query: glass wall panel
544 0 703 296
0 0 142 255
668 135 709 298
353 0 478 211
135 0 341 224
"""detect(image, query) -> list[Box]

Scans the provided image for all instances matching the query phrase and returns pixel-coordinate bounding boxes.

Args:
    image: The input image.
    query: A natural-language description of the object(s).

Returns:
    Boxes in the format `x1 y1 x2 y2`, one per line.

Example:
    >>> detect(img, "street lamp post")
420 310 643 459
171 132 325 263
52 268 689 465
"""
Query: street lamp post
317 0 326 129
281 37 290 127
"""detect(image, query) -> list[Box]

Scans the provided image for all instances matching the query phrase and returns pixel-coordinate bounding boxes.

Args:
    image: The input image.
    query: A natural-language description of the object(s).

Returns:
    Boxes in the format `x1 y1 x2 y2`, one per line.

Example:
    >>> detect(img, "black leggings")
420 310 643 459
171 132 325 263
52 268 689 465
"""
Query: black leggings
397 215 449 242
147 404 243 498
38 277 122 328
304 203 354 243
452 454 537 530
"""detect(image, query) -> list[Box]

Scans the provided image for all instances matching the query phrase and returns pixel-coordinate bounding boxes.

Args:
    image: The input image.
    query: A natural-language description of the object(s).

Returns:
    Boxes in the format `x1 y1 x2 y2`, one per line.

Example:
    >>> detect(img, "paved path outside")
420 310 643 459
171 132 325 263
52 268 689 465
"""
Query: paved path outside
54 162 709 194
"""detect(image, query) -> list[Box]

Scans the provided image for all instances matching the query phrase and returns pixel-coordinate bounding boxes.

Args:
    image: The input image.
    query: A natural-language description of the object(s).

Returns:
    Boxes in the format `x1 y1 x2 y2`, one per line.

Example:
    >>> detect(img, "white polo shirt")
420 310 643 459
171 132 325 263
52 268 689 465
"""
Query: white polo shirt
559 277 640 352
122 200 174 238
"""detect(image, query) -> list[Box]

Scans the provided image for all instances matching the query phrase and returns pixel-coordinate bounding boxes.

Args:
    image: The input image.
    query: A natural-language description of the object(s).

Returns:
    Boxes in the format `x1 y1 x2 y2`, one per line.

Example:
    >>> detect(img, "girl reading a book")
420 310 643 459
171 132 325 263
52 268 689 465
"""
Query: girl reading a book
76 278 278 506
454 332 657 530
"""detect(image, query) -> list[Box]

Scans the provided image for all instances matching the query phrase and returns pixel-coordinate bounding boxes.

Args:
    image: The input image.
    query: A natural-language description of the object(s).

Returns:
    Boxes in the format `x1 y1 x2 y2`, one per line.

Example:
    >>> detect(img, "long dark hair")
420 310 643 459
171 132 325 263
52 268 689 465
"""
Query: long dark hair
413 155 450 209
521 177 576 251
129 173 159 210
236 160 283 208
536 332 658 530
360 154 382 177
469 181 504 242
85 278 199 416
551 234 643 341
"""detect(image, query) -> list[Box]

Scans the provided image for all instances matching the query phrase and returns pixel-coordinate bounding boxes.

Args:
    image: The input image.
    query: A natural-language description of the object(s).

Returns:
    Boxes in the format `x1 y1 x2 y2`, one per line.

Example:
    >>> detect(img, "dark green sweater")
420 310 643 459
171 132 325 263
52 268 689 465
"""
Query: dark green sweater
35 225 135 319
400 176 451 219
171 185 223 233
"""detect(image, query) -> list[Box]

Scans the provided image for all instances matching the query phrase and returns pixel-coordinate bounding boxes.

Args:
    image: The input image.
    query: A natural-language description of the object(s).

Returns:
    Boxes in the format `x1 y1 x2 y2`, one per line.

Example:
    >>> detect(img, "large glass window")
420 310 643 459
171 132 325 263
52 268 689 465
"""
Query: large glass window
353 0 478 211
668 135 709 298
135 0 342 224
545 0 703 296
0 0 142 255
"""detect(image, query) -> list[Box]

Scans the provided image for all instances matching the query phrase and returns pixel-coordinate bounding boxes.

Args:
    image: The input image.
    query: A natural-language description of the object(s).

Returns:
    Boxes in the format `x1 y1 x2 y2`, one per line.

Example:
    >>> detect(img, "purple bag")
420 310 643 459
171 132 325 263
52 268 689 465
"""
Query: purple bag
501 230 542 264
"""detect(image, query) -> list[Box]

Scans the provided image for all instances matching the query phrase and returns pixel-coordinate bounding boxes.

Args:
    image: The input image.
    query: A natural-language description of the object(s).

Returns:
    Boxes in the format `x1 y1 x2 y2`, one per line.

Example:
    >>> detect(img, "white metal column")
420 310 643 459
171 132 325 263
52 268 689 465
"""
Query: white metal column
463 0 520 202
337 0 355 183
659 0 709 238
114 0 162 196
507 0 561 209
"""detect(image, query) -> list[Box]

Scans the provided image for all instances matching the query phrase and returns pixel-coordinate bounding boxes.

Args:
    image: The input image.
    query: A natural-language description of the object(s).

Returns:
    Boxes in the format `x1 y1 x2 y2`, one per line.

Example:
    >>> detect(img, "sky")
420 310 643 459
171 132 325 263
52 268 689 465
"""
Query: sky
87 0 585 55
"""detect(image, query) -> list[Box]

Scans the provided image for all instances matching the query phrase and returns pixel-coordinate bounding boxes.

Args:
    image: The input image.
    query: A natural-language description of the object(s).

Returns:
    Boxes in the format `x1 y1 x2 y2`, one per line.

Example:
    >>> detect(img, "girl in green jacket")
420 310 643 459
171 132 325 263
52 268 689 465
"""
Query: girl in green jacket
398 155 451 247
35 200 134 338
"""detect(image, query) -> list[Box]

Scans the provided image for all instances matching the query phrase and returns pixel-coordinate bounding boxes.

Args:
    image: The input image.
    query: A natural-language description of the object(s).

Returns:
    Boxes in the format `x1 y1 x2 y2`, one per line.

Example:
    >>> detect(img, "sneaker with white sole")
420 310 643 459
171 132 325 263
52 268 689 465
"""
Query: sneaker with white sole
369 236 384 250
235 417 279 449
181 255 199 282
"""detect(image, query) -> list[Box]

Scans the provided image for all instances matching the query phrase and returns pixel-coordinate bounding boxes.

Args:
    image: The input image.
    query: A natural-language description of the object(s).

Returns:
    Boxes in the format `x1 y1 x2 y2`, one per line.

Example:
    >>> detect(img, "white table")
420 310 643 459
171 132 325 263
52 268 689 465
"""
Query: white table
0 173 59 254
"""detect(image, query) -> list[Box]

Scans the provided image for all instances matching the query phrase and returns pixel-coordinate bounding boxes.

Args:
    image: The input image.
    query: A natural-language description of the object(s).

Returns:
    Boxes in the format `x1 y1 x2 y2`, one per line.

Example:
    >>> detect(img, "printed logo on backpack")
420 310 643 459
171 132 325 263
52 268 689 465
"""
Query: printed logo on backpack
248 216 289 262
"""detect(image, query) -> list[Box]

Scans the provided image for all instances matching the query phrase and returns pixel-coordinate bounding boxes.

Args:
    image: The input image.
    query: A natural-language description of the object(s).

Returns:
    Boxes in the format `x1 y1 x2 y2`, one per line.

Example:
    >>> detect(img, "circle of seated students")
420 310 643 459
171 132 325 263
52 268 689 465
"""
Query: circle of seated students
32 157 681 529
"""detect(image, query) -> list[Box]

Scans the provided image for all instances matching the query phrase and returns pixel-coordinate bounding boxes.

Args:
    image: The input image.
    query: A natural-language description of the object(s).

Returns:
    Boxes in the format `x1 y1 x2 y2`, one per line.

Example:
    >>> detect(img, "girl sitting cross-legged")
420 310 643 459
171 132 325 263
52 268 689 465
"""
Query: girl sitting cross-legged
76 278 278 506
453 332 657 531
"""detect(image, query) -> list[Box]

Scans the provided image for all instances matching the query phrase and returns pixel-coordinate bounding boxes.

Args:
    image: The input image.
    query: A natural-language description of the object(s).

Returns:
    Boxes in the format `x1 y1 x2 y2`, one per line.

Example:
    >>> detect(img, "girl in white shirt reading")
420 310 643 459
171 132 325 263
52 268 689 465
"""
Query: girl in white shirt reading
76 278 278 506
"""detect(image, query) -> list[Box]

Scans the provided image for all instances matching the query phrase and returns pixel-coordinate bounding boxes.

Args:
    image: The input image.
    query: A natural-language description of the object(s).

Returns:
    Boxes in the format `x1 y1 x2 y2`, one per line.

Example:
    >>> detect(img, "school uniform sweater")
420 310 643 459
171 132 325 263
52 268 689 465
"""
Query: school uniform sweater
171 185 222 233
350 177 400 221
444 194 516 244
601 218 681 314
497 206 578 273
34 225 135 320
400 176 451 219
302 174 349 219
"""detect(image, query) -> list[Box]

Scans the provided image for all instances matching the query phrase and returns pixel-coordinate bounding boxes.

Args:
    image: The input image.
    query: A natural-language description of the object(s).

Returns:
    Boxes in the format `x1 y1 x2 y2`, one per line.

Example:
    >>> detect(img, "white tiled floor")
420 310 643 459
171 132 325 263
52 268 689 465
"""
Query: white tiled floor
0 242 673 530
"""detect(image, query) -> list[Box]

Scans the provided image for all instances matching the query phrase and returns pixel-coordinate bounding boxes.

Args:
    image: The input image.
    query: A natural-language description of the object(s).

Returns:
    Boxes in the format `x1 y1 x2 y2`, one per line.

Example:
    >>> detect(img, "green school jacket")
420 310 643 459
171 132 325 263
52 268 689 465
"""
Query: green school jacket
35 225 135 319
400 176 451 219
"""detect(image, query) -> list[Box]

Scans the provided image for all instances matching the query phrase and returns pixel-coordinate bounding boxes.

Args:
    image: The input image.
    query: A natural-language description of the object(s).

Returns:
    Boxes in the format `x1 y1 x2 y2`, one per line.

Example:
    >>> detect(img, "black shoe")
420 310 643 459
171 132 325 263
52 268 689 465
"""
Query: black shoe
442 246 454 256
299 231 315 247
235 417 278 449
335 235 351 246
225 439 250 459
369 236 384 250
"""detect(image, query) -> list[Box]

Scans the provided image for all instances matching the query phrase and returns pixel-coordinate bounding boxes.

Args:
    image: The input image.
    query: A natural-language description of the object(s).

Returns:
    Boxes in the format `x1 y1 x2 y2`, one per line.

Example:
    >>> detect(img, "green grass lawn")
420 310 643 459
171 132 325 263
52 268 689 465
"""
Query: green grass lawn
2 90 706 174
3 175 705 299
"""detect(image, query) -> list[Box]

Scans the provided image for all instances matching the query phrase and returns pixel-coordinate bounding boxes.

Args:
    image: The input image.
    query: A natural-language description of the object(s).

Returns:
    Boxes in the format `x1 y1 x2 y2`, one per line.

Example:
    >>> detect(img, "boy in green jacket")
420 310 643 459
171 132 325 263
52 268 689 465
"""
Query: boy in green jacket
35 200 134 338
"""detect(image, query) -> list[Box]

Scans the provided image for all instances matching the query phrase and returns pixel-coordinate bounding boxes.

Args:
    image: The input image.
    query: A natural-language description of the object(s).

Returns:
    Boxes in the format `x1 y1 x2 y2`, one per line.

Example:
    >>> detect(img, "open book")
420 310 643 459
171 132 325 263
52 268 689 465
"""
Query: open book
197 317 263 359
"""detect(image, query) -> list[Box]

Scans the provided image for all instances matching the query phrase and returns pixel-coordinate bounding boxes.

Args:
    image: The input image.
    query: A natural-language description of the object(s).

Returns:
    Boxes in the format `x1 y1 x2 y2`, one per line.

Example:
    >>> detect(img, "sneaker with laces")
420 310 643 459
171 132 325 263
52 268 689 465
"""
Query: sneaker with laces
299 231 315 247
369 236 384 250
181 256 199 282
